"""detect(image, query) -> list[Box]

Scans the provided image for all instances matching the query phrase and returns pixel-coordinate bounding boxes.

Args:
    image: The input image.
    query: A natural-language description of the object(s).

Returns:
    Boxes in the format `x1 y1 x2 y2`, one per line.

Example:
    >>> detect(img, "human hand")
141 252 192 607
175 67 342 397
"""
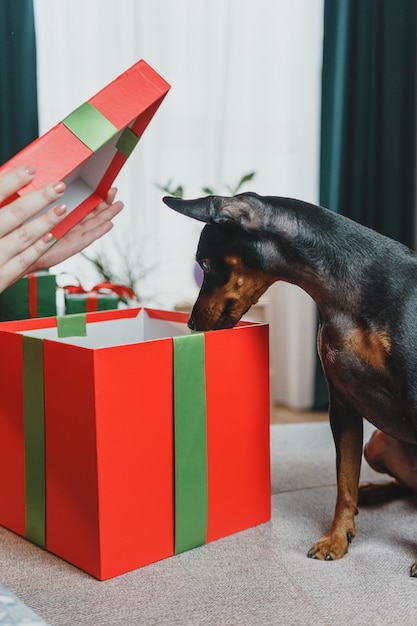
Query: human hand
0 166 124 293
0 165 68 293
29 187 124 272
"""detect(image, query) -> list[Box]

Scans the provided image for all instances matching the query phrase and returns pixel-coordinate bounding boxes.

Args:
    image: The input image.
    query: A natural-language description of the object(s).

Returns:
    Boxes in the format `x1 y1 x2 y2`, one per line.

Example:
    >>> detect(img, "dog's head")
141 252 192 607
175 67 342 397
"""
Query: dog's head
163 193 275 331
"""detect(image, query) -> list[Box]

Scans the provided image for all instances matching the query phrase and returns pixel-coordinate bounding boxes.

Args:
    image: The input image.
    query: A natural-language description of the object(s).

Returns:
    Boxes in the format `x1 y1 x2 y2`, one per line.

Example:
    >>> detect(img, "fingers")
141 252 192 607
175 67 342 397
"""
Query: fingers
79 220 115 248
77 197 124 229
104 187 117 206
64 199 124 247
0 165 37 204
0 198 69 262
0 236 57 292
0 193 70 295
0 178 67 238
0 167 126 290
77 188 119 222
0 166 71 291
30 197 124 272
81 205 123 244
72 199 124 249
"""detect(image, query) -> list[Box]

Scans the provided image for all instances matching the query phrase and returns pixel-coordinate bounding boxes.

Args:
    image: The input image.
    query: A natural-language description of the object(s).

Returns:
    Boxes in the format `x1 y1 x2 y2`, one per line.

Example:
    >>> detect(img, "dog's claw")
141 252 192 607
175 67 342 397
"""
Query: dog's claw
308 549 334 561
307 528 355 562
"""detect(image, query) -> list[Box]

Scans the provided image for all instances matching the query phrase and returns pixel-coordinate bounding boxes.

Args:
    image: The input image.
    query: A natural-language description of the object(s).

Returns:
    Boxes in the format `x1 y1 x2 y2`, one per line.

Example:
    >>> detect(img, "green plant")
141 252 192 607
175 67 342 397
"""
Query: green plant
156 171 256 198
81 239 157 304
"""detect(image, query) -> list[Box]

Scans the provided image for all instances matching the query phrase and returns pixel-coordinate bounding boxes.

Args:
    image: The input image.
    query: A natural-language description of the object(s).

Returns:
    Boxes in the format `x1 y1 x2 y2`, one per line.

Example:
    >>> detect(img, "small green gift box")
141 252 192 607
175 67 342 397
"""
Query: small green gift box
0 270 57 321
64 282 134 314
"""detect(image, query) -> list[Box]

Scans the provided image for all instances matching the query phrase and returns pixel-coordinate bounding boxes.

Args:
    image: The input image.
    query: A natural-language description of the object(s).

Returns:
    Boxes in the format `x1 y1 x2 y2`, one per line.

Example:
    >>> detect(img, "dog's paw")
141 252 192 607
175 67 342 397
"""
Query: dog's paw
358 480 413 506
307 531 354 562
410 559 417 577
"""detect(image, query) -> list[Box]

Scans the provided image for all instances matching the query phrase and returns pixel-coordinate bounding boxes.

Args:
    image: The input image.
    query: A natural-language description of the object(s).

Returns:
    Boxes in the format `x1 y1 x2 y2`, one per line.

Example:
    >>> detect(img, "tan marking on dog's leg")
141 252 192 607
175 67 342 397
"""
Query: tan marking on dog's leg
308 414 363 561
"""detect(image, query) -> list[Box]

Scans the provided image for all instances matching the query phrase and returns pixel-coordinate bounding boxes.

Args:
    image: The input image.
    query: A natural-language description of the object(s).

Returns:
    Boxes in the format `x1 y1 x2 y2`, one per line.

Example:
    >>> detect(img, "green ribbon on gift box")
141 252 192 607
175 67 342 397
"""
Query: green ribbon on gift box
63 102 140 158
20 324 209 555
173 333 208 554
63 102 119 152
22 336 46 548
116 126 140 158
21 316 85 547
57 313 87 338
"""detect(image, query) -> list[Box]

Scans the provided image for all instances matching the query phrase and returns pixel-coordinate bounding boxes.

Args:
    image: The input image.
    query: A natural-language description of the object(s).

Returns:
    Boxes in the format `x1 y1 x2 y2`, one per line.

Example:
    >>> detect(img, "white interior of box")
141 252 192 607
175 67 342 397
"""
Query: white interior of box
34 120 136 219
18 309 190 349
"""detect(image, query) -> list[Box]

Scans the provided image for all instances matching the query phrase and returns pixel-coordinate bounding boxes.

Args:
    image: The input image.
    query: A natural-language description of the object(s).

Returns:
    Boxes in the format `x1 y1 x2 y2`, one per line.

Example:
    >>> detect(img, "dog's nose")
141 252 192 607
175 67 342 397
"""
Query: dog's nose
188 317 196 331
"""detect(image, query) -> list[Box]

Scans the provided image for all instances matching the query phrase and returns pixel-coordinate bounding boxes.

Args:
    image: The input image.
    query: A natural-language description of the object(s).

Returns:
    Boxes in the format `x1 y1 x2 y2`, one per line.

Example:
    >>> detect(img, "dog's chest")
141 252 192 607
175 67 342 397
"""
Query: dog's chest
318 323 417 443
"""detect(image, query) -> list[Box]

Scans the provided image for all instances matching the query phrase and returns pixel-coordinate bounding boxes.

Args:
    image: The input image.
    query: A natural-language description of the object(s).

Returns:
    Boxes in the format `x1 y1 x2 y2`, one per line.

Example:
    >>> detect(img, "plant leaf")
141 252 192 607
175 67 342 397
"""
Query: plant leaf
228 171 257 195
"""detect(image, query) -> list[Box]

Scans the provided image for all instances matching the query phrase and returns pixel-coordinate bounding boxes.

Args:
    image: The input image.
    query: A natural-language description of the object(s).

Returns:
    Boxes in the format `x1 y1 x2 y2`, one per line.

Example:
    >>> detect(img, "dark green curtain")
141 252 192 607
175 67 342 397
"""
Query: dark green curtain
314 0 417 409
0 0 38 165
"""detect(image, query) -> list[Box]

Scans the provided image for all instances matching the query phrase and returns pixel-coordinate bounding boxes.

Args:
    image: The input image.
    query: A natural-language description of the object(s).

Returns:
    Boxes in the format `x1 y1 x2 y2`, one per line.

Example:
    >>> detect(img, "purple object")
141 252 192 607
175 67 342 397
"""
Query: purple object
194 262 203 287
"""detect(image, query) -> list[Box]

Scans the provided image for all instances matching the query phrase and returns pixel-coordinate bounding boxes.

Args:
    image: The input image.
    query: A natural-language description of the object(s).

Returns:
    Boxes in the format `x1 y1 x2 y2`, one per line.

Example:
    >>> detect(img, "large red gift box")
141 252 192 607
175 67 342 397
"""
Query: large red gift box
0 308 271 580
0 60 170 241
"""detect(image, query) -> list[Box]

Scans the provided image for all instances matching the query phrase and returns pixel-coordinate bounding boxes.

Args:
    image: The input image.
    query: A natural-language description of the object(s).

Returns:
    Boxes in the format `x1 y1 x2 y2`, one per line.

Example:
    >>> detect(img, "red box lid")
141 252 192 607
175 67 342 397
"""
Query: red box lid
0 60 170 240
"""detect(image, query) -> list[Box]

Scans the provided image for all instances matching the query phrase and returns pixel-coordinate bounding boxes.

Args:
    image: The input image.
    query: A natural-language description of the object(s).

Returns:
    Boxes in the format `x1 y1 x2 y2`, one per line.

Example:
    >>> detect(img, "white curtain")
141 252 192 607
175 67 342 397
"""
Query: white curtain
33 0 323 409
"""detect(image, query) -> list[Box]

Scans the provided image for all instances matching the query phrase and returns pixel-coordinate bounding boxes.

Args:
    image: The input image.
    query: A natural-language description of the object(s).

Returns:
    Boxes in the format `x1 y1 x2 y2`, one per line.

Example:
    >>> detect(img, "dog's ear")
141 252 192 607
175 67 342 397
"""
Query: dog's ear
163 193 263 230
162 195 231 225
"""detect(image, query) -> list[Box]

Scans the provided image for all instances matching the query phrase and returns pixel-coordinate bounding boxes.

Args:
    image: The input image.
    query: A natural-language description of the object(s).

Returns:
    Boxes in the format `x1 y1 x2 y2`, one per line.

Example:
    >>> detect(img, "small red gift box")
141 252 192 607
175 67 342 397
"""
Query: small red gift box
0 60 170 241
0 308 271 580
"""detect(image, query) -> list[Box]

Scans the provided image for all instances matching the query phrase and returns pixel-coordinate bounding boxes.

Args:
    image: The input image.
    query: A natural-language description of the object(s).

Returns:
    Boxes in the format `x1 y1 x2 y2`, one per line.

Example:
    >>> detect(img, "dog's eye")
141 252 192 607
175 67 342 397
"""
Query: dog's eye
199 259 211 274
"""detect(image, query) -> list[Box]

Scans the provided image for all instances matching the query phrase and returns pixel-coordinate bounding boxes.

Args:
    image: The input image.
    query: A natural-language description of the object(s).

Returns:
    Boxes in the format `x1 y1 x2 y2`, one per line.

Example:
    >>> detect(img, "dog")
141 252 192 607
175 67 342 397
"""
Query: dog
163 191 417 576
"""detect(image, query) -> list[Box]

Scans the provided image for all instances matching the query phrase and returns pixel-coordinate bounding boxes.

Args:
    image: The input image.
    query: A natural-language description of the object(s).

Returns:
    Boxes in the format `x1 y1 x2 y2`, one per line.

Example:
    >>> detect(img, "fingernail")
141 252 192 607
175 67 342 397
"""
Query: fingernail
53 181 66 194
54 203 67 217
25 165 37 176
43 232 54 244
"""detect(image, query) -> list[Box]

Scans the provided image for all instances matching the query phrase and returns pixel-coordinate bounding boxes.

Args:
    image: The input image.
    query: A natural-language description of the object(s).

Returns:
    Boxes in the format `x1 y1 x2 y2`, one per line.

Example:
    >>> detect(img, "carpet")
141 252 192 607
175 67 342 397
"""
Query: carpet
1 420 417 626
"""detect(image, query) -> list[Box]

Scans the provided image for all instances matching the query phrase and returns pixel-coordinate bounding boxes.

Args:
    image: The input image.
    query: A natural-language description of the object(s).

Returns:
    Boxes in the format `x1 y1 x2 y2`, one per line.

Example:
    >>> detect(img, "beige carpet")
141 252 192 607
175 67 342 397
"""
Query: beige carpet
1 420 417 626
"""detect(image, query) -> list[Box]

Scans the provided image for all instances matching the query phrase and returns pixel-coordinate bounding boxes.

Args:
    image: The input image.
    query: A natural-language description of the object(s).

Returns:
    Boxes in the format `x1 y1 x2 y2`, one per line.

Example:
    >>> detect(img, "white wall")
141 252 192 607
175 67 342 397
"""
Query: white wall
34 0 324 408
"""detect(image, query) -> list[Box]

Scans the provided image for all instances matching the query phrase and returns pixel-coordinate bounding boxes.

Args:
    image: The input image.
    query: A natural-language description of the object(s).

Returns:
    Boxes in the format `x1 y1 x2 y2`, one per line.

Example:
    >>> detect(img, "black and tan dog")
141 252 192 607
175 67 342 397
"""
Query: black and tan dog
163 191 417 576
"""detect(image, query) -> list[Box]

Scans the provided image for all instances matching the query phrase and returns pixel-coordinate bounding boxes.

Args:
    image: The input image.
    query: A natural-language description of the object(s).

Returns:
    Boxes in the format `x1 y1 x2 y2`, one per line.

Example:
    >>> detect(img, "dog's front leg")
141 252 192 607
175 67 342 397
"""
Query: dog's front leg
308 396 363 561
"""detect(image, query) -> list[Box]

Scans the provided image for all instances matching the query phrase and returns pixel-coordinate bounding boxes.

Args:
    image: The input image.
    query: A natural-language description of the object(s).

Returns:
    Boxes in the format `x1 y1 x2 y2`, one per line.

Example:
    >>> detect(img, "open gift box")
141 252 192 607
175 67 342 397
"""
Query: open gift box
0 307 271 580
0 60 170 241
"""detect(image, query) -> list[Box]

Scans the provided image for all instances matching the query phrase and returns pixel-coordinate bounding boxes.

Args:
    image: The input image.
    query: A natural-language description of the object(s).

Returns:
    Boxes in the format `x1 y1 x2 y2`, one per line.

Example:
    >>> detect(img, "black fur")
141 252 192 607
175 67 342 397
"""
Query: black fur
163 191 417 574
